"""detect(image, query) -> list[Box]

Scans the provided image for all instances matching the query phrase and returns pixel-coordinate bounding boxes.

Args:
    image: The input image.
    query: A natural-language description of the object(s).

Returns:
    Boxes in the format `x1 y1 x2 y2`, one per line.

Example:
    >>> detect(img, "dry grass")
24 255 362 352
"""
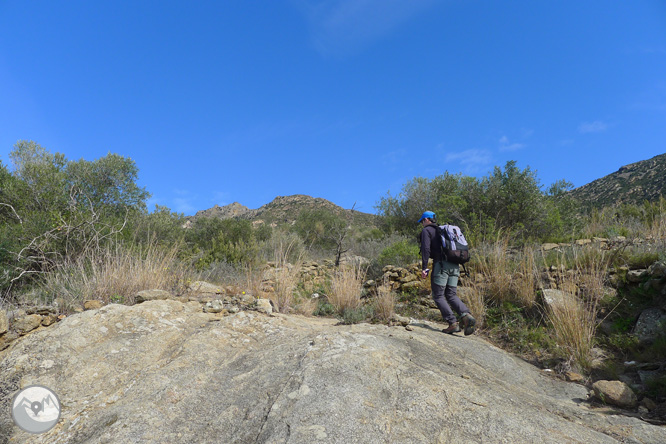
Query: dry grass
548 290 595 371
474 240 540 308
269 239 302 313
243 264 264 299
474 238 512 303
34 241 189 312
460 281 486 328
294 296 318 316
374 276 395 323
511 246 538 307
547 248 609 371
329 262 366 314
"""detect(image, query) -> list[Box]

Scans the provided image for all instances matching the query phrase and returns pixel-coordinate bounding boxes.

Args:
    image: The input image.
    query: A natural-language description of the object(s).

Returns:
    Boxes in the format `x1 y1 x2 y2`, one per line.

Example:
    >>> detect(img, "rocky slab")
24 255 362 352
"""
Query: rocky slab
1 300 664 443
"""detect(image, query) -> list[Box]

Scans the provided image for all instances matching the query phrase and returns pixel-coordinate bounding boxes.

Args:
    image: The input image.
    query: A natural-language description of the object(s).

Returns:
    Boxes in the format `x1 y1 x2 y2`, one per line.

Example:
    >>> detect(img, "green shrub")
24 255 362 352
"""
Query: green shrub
645 374 666 399
377 239 419 268
340 306 373 325
600 333 639 356
627 251 660 269
314 302 336 317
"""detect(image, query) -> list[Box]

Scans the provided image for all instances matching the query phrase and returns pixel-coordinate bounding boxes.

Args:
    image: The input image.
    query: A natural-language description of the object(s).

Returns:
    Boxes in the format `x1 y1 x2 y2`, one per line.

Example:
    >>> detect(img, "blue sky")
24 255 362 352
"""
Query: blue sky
1 1 665 216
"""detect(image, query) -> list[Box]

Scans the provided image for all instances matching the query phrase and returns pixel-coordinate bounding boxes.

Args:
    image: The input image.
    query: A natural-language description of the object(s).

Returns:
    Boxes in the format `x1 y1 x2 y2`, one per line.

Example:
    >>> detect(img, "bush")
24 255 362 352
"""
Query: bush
314 301 336 317
340 306 373 325
377 239 419 268
30 240 190 312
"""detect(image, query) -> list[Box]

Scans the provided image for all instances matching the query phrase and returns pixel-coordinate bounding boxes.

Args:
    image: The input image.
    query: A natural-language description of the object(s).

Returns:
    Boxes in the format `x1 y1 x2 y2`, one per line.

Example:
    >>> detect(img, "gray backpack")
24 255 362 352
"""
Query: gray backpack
437 224 470 264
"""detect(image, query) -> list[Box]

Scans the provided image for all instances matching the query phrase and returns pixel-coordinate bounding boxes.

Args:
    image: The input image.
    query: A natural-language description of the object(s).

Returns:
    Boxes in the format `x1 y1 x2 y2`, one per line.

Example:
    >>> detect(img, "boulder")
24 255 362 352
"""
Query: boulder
641 397 657 411
1 301 664 443
540 289 576 312
0 332 18 351
83 300 103 310
390 314 411 326
564 371 584 383
0 310 7 335
41 315 58 327
135 289 173 304
400 280 422 290
187 281 222 295
633 308 666 343
399 274 417 284
648 261 666 279
25 306 57 315
626 270 646 283
541 243 559 251
592 380 638 408
255 298 273 315
13 314 42 335
203 300 225 314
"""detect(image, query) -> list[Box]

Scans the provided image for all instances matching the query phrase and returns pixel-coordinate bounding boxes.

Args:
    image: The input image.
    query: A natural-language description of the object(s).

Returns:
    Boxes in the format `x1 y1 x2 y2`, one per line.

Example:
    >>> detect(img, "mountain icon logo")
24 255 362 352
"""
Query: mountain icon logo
11 385 61 434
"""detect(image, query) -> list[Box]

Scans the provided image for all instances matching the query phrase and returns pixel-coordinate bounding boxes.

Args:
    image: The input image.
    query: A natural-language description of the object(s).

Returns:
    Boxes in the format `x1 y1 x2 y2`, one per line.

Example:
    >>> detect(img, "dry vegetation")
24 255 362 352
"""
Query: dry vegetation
373 276 395 323
268 239 302 313
31 241 188 311
329 262 366 315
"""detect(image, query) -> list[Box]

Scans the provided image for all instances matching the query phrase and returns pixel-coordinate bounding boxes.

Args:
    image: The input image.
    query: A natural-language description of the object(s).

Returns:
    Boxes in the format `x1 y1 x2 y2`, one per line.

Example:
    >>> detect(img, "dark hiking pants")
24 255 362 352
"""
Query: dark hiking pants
432 260 469 324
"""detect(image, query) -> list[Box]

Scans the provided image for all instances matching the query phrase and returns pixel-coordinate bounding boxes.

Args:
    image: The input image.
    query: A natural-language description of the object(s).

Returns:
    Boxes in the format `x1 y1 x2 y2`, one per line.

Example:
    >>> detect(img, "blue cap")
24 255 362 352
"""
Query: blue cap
418 211 436 223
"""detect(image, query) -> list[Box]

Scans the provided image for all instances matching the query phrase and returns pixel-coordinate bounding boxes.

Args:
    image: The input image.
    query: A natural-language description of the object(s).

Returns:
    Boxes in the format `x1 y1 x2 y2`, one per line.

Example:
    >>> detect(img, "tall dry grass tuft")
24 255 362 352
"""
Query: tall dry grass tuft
294 296 318 316
270 239 302 313
243 265 264 299
511 246 538 308
374 276 395 323
460 282 486 328
475 237 513 305
548 290 595 371
547 248 609 371
329 262 366 315
36 241 189 312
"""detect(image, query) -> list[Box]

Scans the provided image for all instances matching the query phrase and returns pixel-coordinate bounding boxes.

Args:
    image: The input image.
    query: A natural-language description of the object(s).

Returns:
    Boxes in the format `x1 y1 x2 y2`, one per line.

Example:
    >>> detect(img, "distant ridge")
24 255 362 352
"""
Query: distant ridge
570 153 666 208
192 194 378 227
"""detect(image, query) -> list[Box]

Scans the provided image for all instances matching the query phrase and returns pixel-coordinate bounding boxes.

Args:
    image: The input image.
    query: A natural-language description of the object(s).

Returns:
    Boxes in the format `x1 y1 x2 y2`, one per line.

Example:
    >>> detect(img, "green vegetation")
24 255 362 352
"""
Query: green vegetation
2 140 665 397
376 161 579 244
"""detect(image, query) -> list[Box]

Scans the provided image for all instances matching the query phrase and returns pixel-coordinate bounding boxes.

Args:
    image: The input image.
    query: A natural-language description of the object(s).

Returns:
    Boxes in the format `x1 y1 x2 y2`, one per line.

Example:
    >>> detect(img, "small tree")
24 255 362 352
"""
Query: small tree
1 141 150 293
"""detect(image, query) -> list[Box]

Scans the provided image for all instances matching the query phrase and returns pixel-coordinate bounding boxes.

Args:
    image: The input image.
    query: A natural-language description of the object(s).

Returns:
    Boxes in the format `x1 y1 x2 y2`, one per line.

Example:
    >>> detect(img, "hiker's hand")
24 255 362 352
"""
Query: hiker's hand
421 269 429 279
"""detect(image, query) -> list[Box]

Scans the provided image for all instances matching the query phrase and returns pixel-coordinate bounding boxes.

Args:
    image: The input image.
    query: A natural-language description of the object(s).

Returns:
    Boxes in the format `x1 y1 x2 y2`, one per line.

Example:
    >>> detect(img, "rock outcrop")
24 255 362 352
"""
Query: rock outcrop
2 300 664 443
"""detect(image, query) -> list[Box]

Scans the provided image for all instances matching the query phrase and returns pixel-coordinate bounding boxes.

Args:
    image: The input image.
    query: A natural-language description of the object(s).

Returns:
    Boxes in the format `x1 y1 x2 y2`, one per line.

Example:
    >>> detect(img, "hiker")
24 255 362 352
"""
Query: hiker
418 211 476 335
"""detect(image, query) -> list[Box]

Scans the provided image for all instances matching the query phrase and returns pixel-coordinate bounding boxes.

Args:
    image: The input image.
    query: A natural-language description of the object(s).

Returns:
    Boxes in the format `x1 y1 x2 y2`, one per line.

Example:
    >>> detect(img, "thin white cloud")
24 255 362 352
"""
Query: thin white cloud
294 0 437 57
445 149 492 174
173 197 196 215
381 149 408 166
578 121 608 134
499 135 525 152
520 128 535 138
639 47 666 55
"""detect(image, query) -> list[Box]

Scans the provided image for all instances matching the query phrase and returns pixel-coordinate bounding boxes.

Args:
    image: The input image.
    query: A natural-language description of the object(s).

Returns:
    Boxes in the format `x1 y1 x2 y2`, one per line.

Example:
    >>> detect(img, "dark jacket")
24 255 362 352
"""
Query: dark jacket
420 223 443 270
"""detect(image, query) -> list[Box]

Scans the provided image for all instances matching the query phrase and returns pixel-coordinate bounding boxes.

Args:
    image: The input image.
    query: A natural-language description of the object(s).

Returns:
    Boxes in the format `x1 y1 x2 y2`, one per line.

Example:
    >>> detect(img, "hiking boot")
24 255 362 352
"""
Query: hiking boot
461 313 476 336
442 322 461 334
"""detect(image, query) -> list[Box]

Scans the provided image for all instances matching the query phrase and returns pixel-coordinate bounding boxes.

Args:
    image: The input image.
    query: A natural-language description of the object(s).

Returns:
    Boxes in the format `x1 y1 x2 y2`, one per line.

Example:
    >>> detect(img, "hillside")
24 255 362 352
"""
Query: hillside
192 194 379 228
570 153 666 208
